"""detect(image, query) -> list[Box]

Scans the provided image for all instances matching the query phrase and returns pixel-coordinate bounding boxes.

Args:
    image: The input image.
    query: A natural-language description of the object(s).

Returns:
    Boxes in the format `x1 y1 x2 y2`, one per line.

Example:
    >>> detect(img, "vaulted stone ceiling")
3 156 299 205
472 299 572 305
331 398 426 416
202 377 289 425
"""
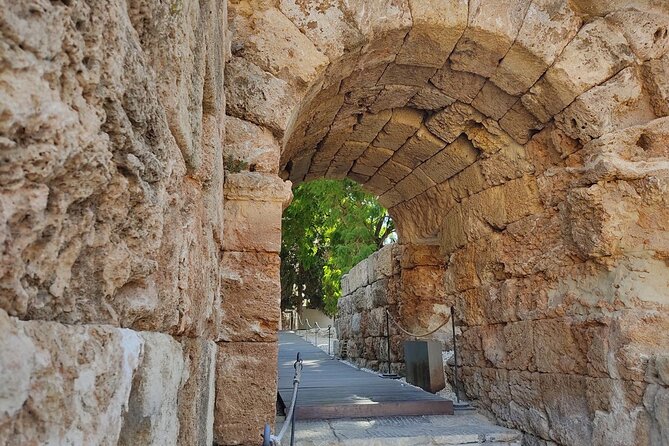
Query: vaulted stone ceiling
226 0 669 246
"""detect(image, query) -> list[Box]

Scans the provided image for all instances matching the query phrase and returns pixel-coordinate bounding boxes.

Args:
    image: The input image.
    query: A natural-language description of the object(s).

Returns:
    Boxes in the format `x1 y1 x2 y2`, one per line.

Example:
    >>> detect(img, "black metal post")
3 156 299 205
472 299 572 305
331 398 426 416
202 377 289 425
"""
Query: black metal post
328 325 332 355
451 306 460 403
386 309 392 375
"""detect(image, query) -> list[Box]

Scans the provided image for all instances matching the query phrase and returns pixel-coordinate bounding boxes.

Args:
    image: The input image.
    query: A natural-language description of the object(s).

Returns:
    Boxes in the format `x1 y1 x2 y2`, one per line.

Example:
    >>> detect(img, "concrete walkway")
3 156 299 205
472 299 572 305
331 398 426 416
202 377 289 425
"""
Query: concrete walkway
278 332 521 445
280 414 522 445
278 332 452 419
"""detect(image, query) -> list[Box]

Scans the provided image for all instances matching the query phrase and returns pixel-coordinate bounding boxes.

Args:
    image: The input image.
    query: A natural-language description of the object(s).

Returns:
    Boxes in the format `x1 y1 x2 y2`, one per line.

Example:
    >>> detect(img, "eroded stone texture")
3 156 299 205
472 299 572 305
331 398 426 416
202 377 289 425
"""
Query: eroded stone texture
178 338 217 446
0 0 226 334
214 342 278 446
0 310 143 445
3 0 669 445
119 332 185 446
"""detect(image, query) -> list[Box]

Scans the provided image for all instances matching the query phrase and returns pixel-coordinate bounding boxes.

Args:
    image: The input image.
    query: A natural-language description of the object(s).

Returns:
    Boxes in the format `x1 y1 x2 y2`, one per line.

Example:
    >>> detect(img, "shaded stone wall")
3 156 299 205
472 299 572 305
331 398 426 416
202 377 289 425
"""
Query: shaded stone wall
337 244 403 373
0 1 271 445
225 2 669 444
2 1 669 445
337 244 451 376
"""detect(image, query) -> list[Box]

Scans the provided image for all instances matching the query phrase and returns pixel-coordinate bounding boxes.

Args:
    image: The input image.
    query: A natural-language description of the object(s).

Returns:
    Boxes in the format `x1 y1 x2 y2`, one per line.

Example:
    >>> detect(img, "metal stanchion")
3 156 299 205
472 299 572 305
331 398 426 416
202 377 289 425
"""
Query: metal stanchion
328 325 332 356
451 306 472 410
381 309 399 379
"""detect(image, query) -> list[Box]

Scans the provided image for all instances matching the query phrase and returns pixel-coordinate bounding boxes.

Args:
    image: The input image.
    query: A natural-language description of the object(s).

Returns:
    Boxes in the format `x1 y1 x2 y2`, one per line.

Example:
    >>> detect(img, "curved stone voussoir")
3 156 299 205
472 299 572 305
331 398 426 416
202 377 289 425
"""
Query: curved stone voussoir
521 18 635 123
450 0 533 78
491 0 582 96
395 0 468 68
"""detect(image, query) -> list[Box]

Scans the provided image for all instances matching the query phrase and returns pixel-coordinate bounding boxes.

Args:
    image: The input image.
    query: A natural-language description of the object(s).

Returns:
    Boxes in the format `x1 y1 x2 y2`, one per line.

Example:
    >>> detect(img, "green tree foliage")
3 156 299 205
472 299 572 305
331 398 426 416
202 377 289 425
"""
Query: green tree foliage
281 179 395 315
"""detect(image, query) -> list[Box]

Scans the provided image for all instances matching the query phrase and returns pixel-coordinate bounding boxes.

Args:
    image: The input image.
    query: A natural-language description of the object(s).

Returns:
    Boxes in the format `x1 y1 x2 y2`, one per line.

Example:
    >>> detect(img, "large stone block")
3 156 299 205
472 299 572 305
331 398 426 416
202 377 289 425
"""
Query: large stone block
539 373 592 446
642 54 669 117
426 102 484 143
521 18 634 122
491 0 581 96
223 200 283 253
378 63 437 87
0 310 143 445
225 56 297 135
119 332 186 446
450 0 533 77
422 135 479 184
532 318 587 375
393 126 447 169
395 0 468 68
430 62 486 104
555 67 657 143
373 108 424 150
218 251 281 342
367 244 397 282
224 117 280 173
471 81 518 120
178 338 217 446
214 342 278 446
347 260 370 292
228 6 328 86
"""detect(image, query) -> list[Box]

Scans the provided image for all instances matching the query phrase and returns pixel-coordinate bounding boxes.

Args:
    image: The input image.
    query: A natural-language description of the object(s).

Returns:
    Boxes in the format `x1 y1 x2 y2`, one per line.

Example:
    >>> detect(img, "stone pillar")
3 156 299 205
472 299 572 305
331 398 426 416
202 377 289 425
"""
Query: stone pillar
214 172 291 445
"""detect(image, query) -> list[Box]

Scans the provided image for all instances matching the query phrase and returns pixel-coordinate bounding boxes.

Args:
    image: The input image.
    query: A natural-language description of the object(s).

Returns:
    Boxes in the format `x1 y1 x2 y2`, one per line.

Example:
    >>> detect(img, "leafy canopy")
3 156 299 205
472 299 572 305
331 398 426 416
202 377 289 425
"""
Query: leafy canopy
281 179 395 315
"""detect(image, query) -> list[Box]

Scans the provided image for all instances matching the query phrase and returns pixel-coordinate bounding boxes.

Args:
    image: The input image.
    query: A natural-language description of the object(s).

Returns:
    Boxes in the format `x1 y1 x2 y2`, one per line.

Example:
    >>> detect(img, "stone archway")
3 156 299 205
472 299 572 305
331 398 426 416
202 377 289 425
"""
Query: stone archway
222 1 669 445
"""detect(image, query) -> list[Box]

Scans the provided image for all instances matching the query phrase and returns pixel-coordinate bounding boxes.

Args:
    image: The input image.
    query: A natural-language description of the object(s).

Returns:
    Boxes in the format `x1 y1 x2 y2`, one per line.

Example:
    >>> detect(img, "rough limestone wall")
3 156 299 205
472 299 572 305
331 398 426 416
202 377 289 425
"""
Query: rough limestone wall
223 1 669 445
337 244 401 374
337 244 451 376
446 119 669 446
1 1 225 444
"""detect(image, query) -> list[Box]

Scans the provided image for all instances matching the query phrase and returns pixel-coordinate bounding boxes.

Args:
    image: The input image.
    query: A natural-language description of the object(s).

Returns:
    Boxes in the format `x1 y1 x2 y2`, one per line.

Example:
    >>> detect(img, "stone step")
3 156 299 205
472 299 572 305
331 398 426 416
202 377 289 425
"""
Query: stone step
278 414 522 446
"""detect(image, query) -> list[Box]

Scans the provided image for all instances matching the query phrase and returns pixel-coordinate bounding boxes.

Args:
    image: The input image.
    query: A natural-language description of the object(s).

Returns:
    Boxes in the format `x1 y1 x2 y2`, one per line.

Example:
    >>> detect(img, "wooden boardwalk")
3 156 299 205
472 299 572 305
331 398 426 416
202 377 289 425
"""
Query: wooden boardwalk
278 332 454 420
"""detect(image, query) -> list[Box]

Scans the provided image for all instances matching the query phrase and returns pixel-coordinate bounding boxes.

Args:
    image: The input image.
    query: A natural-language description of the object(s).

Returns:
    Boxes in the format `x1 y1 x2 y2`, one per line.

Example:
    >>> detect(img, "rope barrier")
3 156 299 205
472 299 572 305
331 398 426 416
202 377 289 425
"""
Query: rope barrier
263 352 303 446
385 309 451 338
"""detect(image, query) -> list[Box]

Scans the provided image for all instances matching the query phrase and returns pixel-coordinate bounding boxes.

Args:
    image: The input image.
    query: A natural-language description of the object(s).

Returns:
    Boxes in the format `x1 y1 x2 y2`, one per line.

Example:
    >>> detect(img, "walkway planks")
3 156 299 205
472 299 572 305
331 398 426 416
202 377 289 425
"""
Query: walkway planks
278 332 454 420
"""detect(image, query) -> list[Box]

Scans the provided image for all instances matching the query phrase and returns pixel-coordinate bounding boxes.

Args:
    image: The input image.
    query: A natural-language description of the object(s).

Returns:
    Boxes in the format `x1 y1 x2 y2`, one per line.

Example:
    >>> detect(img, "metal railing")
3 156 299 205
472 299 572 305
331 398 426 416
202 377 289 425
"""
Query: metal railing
263 353 303 446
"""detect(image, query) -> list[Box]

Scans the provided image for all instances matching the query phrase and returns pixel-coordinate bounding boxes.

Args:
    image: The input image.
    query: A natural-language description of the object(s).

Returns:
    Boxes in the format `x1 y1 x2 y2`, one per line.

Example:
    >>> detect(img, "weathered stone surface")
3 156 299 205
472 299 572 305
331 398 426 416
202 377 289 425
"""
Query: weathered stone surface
422 135 479 184
223 199 282 252
119 332 185 446
555 67 657 143
409 86 457 110
393 126 447 169
225 117 280 173
390 182 456 244
218 252 281 342
472 82 518 121
394 168 436 200
430 62 486 104
0 310 143 445
214 342 278 446
278 0 364 60
450 0 533 77
349 110 392 143
395 0 468 68
378 64 437 87
641 54 669 117
491 0 581 96
178 338 217 446
1 0 226 336
226 56 297 135
5 1 669 446
229 6 329 87
607 9 669 61
373 108 424 150
522 18 635 122
369 85 419 113
426 102 484 143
